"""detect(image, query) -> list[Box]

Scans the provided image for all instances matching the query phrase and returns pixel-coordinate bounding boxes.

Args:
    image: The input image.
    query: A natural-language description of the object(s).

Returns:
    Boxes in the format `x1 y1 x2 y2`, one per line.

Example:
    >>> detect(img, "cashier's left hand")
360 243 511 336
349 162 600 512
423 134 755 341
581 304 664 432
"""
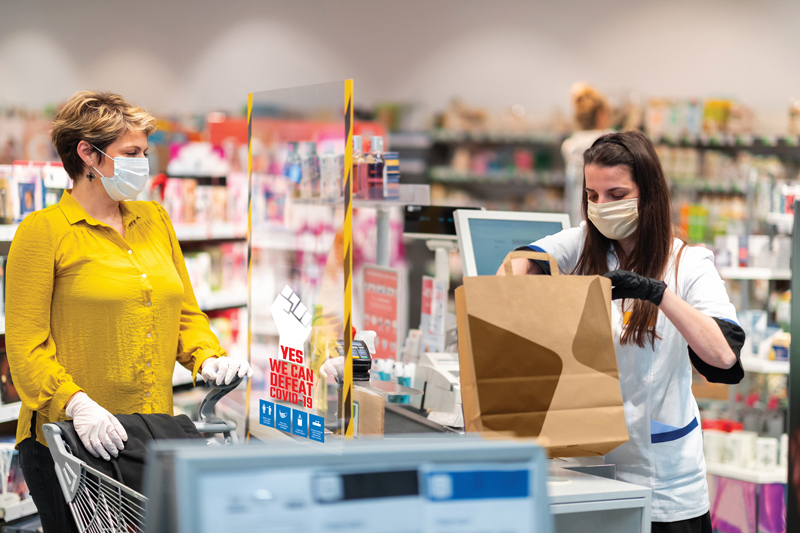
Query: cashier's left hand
321 357 345 384
201 356 253 386
603 270 667 306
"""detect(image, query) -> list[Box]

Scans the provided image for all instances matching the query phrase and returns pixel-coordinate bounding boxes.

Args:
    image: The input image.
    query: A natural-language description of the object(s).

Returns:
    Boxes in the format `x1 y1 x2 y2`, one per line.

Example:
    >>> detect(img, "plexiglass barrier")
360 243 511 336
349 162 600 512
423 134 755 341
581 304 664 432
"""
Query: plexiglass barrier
246 81 353 450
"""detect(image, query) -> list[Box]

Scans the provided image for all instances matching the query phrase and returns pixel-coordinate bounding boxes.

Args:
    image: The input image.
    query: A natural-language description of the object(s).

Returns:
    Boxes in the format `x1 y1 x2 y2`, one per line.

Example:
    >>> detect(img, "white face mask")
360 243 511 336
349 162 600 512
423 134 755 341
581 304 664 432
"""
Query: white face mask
91 145 150 201
587 197 639 240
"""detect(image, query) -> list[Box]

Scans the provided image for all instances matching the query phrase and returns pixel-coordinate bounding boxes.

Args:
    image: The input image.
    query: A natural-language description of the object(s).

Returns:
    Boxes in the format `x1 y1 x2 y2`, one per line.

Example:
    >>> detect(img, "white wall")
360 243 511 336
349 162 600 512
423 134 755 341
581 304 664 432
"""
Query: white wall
1 0 798 130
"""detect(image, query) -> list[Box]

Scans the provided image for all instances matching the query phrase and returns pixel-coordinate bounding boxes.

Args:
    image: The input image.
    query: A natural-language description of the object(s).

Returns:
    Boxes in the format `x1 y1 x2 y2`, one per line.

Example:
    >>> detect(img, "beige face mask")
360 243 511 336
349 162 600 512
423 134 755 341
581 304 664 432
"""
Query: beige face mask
587 197 639 240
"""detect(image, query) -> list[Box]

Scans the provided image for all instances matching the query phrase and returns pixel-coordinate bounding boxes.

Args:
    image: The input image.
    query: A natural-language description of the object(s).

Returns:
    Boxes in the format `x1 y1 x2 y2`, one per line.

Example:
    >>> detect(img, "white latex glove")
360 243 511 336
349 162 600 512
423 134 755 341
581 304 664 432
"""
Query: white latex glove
201 357 253 386
65 392 128 461
354 331 378 355
321 357 345 384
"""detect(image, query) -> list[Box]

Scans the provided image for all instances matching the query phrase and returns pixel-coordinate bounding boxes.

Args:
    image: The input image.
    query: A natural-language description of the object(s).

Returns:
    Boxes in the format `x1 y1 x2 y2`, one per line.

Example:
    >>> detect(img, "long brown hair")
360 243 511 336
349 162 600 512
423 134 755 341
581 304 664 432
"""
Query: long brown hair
573 131 674 348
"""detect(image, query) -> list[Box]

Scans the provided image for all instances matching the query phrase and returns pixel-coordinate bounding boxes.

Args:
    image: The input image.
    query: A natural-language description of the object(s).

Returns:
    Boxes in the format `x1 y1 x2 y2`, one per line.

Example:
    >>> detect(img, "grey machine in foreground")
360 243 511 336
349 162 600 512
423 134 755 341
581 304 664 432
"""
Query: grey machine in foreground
143 436 553 533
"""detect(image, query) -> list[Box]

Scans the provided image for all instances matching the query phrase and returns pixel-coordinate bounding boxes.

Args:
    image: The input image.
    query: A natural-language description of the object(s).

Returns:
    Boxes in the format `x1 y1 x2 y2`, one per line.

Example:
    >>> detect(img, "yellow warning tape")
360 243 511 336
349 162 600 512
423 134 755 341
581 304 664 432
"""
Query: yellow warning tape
343 80 354 438
245 92 253 442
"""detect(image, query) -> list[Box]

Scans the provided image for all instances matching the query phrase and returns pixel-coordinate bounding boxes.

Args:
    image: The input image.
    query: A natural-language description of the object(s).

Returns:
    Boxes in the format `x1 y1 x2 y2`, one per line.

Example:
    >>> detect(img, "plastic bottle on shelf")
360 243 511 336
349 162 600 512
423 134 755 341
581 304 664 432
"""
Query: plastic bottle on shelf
352 135 367 195
765 397 784 438
367 136 385 200
283 142 302 185
740 393 764 434
320 150 340 199
301 142 320 198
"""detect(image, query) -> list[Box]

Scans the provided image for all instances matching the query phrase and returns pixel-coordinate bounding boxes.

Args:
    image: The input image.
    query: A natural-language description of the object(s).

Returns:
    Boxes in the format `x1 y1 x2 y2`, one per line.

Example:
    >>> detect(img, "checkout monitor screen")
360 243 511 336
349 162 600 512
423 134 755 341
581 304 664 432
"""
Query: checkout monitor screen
468 218 565 276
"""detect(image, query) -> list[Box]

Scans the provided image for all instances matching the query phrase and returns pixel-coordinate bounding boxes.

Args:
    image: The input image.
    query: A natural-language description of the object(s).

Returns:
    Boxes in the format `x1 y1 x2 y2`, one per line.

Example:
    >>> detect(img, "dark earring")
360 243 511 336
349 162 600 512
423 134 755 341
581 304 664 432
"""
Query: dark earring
86 170 95 182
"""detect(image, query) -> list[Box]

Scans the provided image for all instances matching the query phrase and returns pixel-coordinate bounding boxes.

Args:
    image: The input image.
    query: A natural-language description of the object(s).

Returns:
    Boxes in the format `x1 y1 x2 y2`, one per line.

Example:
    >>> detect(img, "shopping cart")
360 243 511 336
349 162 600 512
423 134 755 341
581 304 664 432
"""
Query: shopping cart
42 376 242 533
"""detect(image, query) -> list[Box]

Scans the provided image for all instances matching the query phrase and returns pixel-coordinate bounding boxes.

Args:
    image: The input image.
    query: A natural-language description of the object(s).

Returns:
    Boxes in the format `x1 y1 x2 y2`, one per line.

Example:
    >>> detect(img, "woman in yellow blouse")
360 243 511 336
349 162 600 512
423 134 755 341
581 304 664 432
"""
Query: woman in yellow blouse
5 91 252 532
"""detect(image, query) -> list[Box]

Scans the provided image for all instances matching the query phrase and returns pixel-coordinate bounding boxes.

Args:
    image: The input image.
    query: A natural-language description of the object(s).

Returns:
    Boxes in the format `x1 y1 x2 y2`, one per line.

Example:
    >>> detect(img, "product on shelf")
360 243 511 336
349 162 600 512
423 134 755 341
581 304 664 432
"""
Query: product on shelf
383 151 400 199
0 162 70 223
156 174 246 229
181 178 198 223
352 135 366 194
320 150 340 197
283 142 302 185
0 339 19 404
300 142 320 199
644 98 755 140
14 166 42 221
207 307 248 360
364 136 385 200
183 242 248 303
167 142 230 177
0 169 9 225
42 163 70 208
226 172 248 225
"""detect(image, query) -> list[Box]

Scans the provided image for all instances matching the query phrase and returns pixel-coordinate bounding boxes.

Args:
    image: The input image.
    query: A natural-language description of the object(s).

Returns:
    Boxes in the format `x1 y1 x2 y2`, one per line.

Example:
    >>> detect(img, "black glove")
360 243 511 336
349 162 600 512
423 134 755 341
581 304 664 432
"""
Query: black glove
603 270 667 306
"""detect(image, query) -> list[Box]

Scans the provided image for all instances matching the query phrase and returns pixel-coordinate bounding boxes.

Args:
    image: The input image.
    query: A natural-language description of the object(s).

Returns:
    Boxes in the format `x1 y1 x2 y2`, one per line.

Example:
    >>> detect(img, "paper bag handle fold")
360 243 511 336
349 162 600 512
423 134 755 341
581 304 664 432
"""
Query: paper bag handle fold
502 251 560 277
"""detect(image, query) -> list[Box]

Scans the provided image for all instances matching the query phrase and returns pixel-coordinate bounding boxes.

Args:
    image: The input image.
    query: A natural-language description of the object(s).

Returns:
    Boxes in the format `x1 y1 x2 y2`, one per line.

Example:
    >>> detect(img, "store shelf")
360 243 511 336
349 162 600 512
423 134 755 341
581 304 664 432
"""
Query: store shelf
196 290 248 312
251 232 333 253
766 212 794 226
717 267 791 280
0 222 244 244
0 497 37 522
706 462 787 484
429 166 565 186
173 222 247 241
669 180 746 195
0 402 21 423
430 129 562 145
388 132 432 150
0 224 19 243
173 363 193 387
741 356 790 375
656 134 800 150
399 158 427 174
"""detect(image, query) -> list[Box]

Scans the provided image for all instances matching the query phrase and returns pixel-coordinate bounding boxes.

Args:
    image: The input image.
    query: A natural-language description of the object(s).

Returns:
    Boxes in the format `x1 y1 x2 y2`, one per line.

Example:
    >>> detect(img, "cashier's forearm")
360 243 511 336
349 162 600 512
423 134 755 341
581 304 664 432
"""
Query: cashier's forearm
658 289 737 369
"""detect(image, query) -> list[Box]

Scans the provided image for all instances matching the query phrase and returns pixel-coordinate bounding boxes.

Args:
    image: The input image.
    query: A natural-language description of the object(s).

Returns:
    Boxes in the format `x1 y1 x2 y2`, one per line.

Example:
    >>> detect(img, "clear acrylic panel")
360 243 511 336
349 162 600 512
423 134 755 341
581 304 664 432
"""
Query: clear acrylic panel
246 81 352 451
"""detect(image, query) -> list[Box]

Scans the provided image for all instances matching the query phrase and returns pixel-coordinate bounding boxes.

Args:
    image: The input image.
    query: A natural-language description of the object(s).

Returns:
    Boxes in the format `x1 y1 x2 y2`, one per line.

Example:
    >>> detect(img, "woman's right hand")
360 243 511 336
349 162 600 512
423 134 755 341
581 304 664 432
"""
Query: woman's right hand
495 257 543 276
65 392 128 461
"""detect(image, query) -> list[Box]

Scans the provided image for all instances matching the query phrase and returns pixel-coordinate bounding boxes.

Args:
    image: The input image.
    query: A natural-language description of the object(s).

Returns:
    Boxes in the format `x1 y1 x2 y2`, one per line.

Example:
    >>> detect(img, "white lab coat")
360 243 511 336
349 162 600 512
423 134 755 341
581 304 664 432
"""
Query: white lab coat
530 223 739 521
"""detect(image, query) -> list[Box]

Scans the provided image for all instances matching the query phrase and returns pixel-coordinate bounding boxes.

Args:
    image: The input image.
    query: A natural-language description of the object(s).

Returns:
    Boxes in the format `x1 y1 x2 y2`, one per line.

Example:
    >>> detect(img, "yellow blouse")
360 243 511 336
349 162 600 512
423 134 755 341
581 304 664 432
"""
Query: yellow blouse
6 190 225 447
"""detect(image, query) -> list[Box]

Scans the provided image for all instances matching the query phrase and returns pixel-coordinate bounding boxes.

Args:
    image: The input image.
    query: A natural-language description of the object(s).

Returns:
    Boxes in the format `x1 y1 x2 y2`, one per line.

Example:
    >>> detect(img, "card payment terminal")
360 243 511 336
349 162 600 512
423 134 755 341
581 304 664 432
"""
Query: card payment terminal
335 340 372 381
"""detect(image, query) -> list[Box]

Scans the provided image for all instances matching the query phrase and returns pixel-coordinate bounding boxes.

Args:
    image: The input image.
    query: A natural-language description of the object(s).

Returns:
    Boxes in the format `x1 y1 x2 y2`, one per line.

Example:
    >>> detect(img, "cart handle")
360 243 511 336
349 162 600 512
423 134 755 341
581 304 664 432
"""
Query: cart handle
199 375 244 424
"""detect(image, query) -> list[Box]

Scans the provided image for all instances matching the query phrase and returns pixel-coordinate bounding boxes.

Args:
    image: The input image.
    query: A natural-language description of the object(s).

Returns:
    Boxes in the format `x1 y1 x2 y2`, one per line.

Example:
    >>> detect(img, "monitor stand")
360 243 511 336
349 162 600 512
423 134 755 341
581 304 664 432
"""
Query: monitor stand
425 239 458 284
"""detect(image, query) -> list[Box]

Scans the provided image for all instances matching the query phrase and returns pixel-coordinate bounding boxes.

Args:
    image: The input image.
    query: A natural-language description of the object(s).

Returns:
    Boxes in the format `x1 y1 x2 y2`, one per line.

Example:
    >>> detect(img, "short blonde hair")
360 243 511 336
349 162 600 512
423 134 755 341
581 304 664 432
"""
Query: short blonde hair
51 91 157 180
570 82 609 131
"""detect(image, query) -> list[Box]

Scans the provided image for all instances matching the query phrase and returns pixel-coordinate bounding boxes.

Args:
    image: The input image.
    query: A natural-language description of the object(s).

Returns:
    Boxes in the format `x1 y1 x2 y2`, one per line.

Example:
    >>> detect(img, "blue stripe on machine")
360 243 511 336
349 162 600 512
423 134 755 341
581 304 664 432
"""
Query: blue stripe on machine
426 470 529 501
651 417 698 444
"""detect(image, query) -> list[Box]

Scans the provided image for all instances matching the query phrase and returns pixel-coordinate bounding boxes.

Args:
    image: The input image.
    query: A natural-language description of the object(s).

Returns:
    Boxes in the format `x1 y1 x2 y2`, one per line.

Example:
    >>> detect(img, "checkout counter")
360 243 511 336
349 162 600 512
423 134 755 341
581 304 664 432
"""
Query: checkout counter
237 352 652 533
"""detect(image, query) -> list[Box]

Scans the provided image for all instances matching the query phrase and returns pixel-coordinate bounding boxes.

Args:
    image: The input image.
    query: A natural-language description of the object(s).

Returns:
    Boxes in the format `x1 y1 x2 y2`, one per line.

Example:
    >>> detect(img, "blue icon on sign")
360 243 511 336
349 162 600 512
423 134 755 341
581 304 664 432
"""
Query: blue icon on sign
276 404 291 433
260 400 275 428
309 414 325 443
292 409 308 438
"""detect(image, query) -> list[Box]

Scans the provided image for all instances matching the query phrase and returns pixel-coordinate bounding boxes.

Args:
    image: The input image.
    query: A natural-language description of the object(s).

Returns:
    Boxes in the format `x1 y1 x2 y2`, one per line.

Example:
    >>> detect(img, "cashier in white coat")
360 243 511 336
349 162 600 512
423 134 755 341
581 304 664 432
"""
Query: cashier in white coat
500 130 745 533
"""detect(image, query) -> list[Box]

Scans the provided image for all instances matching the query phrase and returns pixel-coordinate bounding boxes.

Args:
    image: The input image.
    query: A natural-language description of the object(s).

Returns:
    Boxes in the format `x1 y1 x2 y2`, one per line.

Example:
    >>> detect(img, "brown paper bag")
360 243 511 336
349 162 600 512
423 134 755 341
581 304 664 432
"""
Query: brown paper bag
455 250 629 457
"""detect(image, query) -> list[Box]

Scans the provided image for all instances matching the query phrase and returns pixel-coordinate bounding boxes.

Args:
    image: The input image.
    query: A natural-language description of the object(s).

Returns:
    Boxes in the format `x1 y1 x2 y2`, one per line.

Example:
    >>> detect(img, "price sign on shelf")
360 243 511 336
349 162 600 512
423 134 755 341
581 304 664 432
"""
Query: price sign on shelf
420 276 448 354
363 265 401 359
